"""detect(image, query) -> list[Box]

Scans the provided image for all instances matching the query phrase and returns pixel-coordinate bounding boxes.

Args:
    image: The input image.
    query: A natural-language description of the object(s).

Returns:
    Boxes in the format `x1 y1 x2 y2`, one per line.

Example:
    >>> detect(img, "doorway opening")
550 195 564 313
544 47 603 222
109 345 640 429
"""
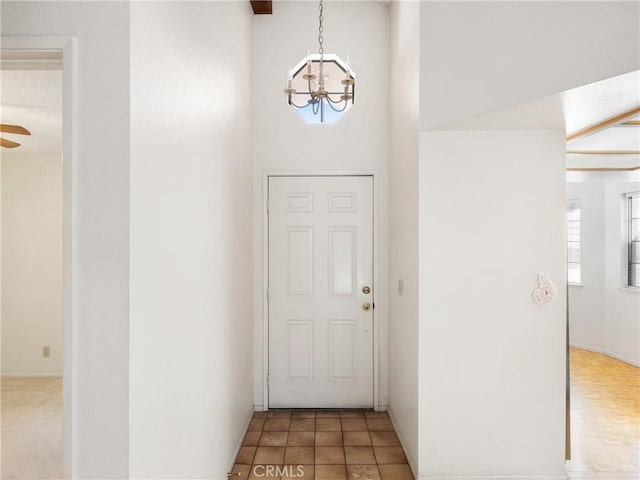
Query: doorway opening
1 38 76 478
565 96 640 476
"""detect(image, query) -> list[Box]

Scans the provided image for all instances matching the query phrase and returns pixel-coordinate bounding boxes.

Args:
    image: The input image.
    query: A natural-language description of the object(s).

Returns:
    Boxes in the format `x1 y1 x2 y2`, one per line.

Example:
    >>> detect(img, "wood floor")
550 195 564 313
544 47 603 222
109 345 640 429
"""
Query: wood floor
566 347 640 479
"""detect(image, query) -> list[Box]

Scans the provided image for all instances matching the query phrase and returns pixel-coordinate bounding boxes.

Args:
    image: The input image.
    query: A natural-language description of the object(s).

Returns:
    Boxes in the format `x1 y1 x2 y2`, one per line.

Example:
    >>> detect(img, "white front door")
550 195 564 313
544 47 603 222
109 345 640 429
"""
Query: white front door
268 175 374 408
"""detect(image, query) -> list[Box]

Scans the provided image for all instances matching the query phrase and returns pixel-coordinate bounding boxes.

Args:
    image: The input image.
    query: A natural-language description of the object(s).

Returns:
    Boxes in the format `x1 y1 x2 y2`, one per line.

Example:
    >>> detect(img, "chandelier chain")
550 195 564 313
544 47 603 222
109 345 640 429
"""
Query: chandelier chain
318 0 324 85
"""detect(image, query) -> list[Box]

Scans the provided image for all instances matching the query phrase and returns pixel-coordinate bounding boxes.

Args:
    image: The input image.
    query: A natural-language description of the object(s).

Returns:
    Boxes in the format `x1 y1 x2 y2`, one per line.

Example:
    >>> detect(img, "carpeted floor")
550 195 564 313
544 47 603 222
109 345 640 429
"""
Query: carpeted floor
1 377 63 480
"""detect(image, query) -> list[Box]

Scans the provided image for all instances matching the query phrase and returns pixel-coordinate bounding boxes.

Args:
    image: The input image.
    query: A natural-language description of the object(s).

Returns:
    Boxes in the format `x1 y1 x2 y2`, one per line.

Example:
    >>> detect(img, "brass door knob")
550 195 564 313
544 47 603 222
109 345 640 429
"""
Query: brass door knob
362 302 371 311
362 286 371 294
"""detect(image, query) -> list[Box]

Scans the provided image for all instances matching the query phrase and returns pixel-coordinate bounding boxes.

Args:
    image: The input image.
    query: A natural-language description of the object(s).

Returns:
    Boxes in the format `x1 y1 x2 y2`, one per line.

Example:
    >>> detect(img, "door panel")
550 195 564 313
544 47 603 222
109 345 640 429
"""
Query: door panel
268 176 374 408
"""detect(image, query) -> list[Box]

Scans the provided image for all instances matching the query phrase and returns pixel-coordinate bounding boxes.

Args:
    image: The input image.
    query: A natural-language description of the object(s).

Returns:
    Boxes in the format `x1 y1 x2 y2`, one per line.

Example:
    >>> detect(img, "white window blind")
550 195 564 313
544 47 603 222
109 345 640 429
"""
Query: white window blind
567 199 581 285
627 192 640 288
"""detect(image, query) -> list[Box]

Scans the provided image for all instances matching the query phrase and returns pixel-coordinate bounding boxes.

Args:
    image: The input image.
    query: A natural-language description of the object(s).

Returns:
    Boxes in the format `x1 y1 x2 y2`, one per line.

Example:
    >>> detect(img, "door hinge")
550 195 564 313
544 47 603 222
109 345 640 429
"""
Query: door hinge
266 374 270 389
266 199 270 213
266 288 270 301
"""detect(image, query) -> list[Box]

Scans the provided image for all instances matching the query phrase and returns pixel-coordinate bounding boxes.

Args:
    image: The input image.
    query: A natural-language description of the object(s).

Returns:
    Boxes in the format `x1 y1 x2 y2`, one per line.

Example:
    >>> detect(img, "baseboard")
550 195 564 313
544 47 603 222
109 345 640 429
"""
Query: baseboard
225 406 254 478
571 344 640 367
387 407 418 480
569 342 603 353
604 350 640 367
1 373 62 378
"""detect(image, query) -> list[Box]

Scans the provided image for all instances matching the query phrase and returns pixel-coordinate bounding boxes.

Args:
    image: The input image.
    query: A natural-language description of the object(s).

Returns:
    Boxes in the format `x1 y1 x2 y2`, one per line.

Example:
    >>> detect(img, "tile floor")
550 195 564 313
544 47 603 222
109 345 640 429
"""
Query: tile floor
230 410 414 480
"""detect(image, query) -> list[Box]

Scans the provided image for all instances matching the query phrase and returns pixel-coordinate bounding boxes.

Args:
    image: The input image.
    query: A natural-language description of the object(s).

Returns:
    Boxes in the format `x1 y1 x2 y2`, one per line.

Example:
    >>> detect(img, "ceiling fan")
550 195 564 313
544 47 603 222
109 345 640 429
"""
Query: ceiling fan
1 124 31 148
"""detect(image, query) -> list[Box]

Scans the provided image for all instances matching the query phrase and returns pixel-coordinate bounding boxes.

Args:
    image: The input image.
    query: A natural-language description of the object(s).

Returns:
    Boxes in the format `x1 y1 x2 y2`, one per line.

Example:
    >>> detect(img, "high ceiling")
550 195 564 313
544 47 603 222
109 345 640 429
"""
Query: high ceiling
0 59 637 171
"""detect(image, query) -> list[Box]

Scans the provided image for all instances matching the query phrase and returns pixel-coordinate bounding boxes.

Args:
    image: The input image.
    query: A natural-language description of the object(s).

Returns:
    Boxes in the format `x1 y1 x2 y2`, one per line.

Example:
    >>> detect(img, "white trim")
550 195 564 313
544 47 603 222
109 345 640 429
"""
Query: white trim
571 344 640 367
604 350 640 367
387 408 418 479
568 283 583 288
569 343 603 354
261 170 381 411
618 286 640 295
1 35 78 479
227 408 254 476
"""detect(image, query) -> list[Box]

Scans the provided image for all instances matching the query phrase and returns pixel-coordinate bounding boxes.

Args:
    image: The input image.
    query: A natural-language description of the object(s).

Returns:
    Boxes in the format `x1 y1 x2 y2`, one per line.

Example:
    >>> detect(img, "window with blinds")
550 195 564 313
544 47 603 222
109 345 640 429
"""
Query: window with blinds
627 192 640 288
567 199 581 285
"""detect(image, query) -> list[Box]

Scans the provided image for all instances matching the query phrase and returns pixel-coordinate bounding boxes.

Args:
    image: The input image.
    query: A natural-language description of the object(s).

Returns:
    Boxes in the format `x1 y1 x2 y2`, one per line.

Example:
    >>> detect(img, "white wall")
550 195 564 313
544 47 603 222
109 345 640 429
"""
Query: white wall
1 3 130 477
388 0 419 473
2 153 63 376
419 131 567 478
566 172 640 366
251 1 390 409
129 2 254 478
420 1 640 130
567 182 605 352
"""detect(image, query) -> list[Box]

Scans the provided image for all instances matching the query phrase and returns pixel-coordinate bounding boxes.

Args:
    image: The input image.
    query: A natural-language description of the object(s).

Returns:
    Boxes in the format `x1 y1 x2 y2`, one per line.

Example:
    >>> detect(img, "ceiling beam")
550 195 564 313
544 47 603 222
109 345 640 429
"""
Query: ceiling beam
567 106 640 142
251 0 272 14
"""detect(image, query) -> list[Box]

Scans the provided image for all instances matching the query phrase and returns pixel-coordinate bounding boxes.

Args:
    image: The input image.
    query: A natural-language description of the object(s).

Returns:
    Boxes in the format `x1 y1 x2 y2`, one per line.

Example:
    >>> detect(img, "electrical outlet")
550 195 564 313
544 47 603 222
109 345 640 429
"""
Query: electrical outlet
42 346 50 358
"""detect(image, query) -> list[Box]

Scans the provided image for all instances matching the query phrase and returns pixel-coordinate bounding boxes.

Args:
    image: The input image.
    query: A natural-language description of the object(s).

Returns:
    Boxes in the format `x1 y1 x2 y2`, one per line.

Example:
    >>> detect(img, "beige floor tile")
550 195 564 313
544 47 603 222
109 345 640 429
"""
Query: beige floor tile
236 446 257 464
284 446 315 464
282 464 314 479
378 464 414 480
341 417 367 431
316 418 341 431
260 431 289 446
253 412 268 418
291 418 315 431
347 464 382 480
340 410 365 418
255 446 286 464
243 431 262 446
315 446 345 464
315 431 343 446
288 431 315 447
374 447 407 464
249 417 266 431
292 411 316 419
364 411 389 419
345 446 377 464
370 431 400 447
343 431 372 446
248 464 283 480
315 464 347 480
231 464 252 476
315 411 340 418
264 418 291 431
268 411 293 418
366 418 394 431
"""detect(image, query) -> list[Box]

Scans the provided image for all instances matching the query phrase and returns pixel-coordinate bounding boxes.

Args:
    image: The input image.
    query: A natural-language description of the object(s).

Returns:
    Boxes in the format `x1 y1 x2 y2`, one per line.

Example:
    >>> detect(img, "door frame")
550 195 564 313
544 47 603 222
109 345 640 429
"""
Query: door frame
262 171 381 411
1 35 78 477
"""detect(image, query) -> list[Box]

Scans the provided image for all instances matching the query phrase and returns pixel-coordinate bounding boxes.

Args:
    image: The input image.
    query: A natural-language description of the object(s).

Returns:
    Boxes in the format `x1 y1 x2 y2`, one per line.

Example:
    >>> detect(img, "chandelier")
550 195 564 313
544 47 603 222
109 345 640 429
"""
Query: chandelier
284 0 355 124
